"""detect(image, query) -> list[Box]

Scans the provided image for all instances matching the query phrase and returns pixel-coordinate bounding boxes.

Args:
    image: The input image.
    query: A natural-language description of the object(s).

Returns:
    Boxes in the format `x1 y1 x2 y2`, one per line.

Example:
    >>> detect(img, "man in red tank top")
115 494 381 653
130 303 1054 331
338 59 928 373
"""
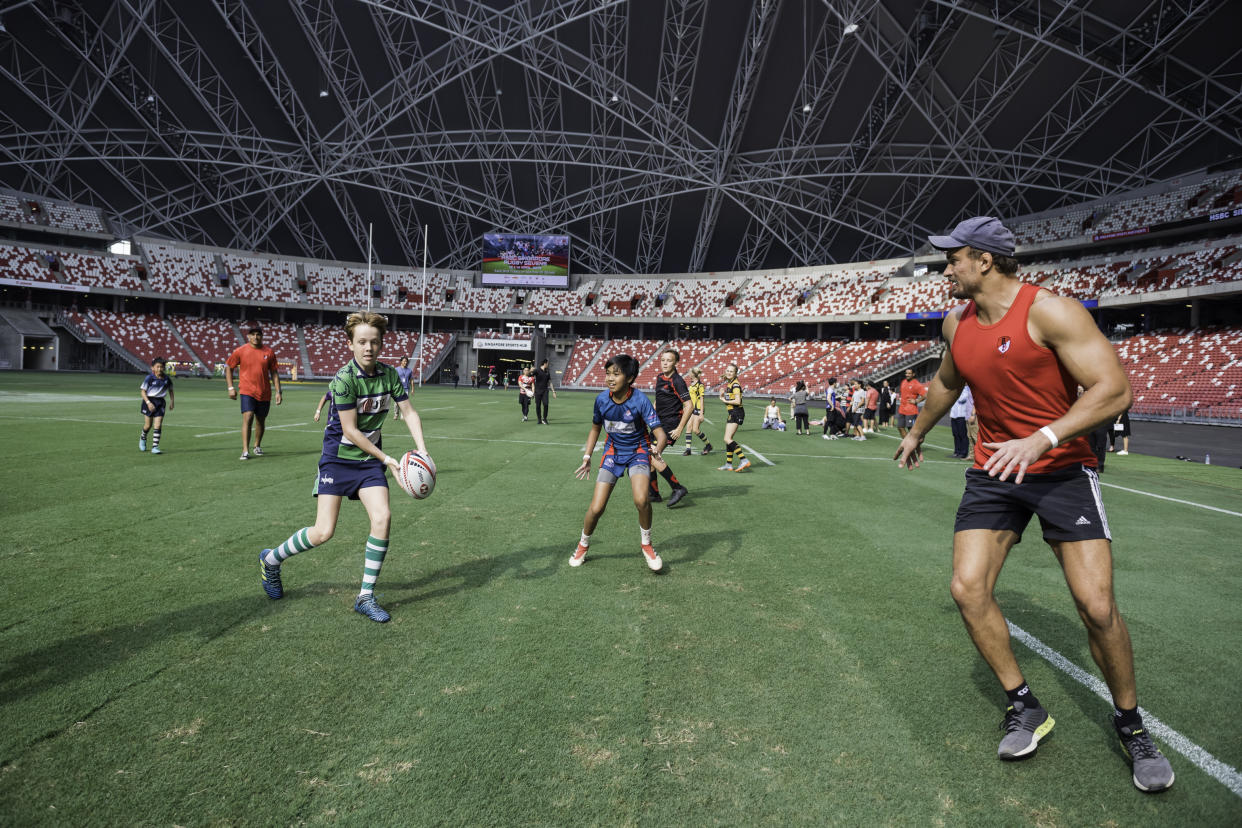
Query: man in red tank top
893 216 1174 793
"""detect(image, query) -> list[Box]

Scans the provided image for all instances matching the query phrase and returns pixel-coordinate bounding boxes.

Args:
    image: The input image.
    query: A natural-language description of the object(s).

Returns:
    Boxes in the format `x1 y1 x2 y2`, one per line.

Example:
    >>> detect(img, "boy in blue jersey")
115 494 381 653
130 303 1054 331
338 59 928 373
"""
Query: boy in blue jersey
139 357 174 454
257 311 432 623
571 354 668 572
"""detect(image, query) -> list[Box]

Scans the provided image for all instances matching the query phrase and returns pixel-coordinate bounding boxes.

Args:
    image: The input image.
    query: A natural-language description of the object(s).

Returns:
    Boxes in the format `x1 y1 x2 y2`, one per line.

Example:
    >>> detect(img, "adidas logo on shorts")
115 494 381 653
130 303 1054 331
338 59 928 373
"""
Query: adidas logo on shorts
1075 515 1091 526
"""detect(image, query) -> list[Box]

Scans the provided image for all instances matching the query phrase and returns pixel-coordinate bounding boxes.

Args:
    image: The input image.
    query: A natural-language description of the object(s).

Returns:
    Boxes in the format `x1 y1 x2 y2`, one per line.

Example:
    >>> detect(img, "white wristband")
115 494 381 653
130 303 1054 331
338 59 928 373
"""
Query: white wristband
582 453 591 461
1038 426 1059 448
383 454 394 466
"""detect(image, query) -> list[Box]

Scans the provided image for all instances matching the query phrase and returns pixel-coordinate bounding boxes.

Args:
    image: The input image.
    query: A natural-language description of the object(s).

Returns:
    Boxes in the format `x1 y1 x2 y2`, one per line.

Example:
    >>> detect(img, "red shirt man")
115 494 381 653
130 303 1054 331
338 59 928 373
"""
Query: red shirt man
225 325 282 460
896 369 927 436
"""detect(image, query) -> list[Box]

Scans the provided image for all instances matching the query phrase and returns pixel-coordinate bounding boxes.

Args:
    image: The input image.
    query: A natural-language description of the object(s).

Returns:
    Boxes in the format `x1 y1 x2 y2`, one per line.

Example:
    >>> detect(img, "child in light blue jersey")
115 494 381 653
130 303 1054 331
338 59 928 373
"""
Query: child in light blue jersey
570 354 668 572
139 357 174 454
258 311 432 623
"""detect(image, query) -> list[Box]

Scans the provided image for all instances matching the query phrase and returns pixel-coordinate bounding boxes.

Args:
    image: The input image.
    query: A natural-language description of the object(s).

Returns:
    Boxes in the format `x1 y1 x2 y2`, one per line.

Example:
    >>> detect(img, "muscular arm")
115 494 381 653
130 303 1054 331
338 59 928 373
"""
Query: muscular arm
271 365 283 404
982 293 1131 482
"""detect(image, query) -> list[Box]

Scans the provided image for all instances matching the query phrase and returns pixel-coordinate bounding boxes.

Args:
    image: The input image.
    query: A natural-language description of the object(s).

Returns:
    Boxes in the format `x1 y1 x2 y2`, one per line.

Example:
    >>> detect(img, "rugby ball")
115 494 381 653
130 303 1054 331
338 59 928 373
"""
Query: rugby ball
396 450 436 499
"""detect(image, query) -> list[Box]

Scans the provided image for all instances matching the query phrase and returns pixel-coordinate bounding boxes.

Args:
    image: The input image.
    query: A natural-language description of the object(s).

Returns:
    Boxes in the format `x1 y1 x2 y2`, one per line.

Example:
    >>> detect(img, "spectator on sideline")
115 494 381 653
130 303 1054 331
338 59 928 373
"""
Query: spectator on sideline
394 356 414 420
863 380 879 433
225 324 282 460
790 380 810 434
762 398 783 429
850 380 867 440
879 379 895 429
1109 409 1132 455
533 358 556 424
897 368 926 438
950 385 974 458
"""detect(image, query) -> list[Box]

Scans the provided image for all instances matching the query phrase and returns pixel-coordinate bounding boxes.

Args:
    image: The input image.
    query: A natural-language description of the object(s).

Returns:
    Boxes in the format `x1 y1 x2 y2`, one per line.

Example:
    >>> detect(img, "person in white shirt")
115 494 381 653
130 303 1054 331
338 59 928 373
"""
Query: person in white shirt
762 398 783 430
950 385 974 458
850 381 868 440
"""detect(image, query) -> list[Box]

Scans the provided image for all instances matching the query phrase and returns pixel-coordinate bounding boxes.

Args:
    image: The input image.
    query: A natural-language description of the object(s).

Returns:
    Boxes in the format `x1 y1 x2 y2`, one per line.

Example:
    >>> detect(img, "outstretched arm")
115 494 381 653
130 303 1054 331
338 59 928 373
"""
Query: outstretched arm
576 423 603 479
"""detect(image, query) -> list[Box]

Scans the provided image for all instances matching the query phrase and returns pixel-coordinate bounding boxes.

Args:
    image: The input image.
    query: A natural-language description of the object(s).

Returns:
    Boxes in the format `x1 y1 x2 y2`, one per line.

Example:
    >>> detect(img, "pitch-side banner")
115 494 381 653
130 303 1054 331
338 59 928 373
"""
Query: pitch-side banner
472 338 532 351
0 277 88 292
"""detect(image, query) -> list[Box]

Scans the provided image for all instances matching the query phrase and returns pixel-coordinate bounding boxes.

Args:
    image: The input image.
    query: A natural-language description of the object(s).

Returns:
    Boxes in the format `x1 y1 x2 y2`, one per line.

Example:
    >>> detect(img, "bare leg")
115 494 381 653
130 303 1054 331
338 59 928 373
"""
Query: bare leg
630 472 652 529
950 528 1025 690
582 481 615 536
254 415 266 449
1052 539 1137 709
241 411 254 453
307 494 343 546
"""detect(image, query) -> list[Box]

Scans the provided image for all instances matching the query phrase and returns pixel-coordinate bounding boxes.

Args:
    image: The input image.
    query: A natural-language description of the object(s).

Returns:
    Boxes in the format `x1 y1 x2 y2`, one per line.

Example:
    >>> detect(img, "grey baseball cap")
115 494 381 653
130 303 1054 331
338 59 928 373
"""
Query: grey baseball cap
928 216 1015 257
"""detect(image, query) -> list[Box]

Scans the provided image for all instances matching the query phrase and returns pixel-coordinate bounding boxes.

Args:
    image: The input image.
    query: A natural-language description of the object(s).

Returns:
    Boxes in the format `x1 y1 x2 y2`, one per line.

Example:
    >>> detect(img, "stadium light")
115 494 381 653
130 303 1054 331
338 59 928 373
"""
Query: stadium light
318 88 329 98
802 103 812 113
609 93 619 103
843 22 859 35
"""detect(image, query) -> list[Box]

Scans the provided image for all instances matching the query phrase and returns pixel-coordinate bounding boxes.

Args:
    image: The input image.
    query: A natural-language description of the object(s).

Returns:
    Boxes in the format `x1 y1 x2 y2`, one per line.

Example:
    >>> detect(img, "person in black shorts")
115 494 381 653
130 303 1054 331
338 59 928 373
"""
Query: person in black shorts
895 215 1173 792
533 358 556 424
649 349 691 507
717 363 750 471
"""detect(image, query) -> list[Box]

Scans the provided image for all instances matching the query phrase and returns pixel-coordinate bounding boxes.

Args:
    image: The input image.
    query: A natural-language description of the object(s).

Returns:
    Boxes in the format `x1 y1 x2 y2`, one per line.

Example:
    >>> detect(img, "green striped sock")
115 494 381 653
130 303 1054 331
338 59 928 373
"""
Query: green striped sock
265 527 315 565
359 535 389 596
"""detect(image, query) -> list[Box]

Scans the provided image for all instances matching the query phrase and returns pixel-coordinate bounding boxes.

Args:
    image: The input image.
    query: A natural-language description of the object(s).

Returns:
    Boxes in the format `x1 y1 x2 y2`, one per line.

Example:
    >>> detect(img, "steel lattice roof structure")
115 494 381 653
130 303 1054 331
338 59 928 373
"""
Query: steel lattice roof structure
1 0 1240 274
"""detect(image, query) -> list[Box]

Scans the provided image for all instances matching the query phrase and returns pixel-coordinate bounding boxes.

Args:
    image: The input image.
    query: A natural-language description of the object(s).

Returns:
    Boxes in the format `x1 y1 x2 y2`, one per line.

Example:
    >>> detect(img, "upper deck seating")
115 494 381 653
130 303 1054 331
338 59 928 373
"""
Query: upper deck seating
143 243 226 297
54 250 143 291
0 243 56 282
653 276 745 319
223 254 300 304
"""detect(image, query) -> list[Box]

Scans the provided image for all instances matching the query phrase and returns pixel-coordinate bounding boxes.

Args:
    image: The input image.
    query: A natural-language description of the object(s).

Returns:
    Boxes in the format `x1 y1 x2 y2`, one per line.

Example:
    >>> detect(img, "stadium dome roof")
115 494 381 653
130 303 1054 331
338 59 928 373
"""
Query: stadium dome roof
1 0 1240 273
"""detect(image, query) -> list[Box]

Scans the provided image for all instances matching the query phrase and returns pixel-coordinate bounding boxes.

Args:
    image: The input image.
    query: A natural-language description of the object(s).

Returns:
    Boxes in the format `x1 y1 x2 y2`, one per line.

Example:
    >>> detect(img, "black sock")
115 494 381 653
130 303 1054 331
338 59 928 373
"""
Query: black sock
1005 682 1040 709
659 466 681 488
1113 705 1142 730
697 432 708 443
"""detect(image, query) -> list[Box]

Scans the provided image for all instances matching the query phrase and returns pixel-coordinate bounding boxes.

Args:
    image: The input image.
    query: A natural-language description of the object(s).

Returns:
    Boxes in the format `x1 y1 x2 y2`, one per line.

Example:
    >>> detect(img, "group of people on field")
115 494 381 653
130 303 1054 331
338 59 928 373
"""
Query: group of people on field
135 213 1174 797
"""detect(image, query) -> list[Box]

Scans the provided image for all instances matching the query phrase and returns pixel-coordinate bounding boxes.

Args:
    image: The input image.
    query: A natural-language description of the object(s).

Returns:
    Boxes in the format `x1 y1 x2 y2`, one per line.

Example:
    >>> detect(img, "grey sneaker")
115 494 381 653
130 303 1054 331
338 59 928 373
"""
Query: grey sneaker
252 446 264 456
1116 722 1175 792
998 701 1054 760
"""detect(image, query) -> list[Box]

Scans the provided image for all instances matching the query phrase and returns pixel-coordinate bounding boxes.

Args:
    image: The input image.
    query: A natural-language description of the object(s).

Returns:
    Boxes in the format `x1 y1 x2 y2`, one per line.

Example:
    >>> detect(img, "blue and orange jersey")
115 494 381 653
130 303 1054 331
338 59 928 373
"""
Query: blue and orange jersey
592 387 658 456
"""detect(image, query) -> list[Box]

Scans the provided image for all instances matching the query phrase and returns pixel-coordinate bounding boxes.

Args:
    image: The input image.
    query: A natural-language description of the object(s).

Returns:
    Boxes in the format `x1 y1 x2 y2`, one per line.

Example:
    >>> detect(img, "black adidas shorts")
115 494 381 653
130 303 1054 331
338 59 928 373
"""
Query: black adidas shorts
727 408 745 425
954 464 1110 544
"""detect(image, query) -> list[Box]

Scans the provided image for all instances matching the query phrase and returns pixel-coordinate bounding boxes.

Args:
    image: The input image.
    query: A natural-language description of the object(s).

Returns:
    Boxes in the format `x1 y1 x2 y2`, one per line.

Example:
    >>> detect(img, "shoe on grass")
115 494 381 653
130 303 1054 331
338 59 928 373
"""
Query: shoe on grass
151 447 162 455
569 543 588 567
1116 722 1174 792
734 458 751 472
717 463 733 471
139 437 147 452
240 451 250 460
259 552 283 600
253 446 264 456
353 594 390 623
641 544 663 571
998 701 1054 760
666 487 688 507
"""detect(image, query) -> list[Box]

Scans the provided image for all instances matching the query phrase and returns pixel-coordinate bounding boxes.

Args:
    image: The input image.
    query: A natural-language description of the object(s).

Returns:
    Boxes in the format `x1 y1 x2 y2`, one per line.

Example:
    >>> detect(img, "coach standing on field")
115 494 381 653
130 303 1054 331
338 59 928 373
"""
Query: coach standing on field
225 324 282 460
533 358 556 424
894 216 1174 793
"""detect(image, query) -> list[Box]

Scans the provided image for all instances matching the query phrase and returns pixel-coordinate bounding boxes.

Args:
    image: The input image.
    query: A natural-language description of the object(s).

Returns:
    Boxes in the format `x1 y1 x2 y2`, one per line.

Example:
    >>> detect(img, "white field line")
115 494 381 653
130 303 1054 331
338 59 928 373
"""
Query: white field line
870 431 1241 519
194 422 308 438
1098 482 1242 518
739 444 775 466
1008 621 1242 798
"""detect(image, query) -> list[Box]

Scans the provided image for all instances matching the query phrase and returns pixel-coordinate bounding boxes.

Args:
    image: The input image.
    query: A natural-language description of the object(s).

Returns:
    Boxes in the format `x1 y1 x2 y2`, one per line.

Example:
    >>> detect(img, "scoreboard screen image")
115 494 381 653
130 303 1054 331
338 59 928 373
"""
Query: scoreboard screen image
481 233 570 288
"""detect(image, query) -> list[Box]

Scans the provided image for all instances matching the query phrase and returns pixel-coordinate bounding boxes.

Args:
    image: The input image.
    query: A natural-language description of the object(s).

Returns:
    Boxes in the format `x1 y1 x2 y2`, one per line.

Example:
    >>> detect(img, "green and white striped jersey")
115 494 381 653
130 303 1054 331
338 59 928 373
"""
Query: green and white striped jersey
320 359 409 464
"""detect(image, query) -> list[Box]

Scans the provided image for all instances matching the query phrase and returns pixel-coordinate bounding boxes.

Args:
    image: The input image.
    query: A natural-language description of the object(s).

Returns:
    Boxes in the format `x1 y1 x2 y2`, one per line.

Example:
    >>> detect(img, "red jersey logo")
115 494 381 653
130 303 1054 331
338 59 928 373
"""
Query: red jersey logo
997 336 1011 354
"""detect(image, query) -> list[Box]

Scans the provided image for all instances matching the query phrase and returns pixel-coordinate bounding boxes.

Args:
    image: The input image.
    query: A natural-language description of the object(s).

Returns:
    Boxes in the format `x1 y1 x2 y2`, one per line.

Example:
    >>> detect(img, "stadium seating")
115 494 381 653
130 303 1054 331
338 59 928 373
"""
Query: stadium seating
142 243 227 297
633 339 725 390
721 273 821 318
0 194 29 224
1119 326 1242 419
302 325 450 378
42 202 107 234
697 339 781 392
249 321 303 378
576 338 666 387
792 270 883 317
384 269 453 311
0 242 57 282
869 277 953 315
588 277 664 317
562 337 606 385
450 276 514 315
303 263 370 307
87 309 197 365
62 309 102 338
744 340 842 393
652 276 745 318
223 254 300 303
53 250 143 291
171 315 241 368
523 282 592 316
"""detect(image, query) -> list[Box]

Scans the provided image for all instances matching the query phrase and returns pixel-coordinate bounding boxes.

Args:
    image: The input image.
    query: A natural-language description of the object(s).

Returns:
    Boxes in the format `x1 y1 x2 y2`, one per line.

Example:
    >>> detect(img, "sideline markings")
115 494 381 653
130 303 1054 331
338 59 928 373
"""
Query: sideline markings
1098 482 1242 518
739 444 775 466
871 431 1241 518
1009 620 1242 798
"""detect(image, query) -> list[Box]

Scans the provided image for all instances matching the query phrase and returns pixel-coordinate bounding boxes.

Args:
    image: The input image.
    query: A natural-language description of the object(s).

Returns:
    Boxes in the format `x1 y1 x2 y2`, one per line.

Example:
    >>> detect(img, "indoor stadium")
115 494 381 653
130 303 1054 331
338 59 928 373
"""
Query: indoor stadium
1 1 1240 824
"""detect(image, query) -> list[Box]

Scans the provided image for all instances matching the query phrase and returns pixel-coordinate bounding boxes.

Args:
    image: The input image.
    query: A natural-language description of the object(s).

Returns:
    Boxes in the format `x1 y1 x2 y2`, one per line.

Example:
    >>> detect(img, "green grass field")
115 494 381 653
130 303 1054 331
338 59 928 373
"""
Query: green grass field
1 372 1240 826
